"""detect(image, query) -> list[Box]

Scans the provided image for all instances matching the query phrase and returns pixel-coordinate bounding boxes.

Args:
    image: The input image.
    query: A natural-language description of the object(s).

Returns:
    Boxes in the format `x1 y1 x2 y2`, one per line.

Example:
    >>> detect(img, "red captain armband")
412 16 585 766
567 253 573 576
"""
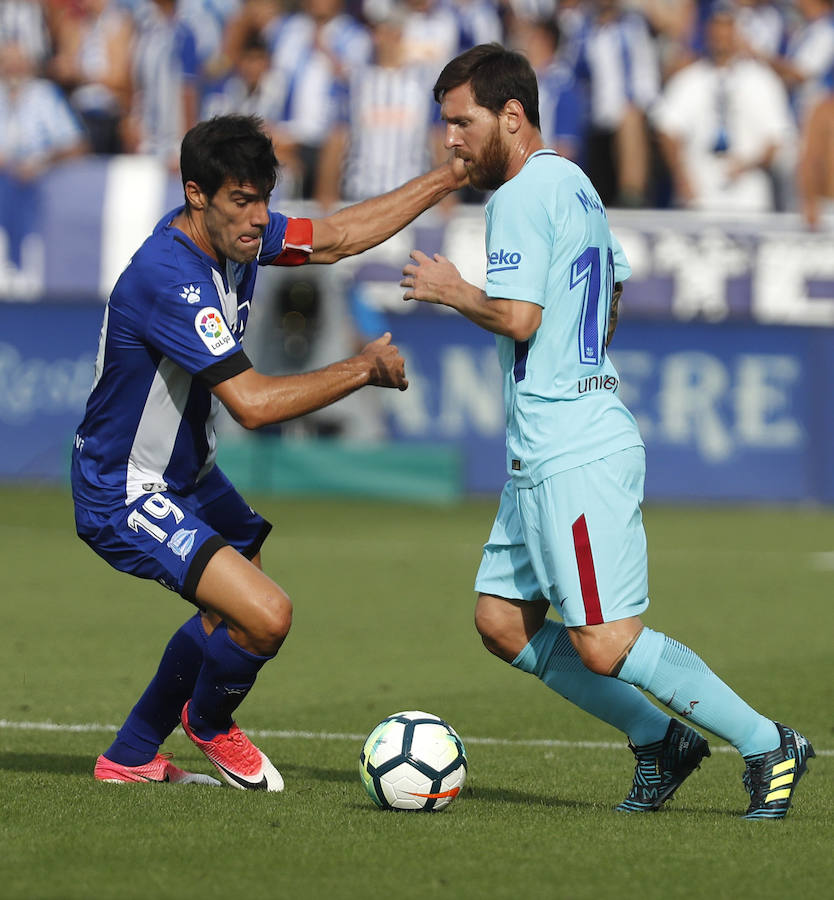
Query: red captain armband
270 217 313 266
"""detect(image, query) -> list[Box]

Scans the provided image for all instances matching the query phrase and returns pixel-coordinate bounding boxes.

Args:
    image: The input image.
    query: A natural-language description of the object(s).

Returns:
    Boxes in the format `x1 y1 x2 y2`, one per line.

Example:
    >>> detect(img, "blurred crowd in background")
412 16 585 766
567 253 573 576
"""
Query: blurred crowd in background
1 0 834 226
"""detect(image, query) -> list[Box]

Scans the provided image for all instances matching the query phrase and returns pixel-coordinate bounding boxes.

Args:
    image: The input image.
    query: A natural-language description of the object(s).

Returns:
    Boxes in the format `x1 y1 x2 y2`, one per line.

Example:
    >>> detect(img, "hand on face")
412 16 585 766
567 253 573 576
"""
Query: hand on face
448 153 470 190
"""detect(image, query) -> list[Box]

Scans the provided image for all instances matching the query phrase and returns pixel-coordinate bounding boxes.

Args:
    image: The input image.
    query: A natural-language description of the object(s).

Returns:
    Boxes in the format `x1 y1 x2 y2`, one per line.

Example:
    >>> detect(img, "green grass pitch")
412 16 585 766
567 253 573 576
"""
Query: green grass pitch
1 485 831 899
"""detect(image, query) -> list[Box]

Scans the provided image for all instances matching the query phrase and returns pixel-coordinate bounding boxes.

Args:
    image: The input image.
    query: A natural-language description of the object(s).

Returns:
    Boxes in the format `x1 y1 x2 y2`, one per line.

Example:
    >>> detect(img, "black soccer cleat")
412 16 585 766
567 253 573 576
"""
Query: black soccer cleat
616 719 710 812
742 722 815 820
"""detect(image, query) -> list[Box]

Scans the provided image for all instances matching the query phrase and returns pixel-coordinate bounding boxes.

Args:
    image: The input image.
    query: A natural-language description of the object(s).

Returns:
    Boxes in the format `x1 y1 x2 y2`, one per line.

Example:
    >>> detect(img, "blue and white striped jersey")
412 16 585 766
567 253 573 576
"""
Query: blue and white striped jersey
0 77 85 163
71 208 312 514
574 12 660 130
537 60 586 159
0 0 51 65
334 62 438 201
269 12 372 146
131 5 199 160
784 14 834 121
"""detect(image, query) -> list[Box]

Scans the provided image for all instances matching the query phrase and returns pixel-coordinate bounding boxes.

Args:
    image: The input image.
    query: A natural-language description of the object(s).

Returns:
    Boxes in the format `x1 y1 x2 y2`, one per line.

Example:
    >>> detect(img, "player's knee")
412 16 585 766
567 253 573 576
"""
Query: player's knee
568 623 639 677
567 630 610 675
474 597 500 645
246 587 293 655
574 645 615 676
474 596 517 662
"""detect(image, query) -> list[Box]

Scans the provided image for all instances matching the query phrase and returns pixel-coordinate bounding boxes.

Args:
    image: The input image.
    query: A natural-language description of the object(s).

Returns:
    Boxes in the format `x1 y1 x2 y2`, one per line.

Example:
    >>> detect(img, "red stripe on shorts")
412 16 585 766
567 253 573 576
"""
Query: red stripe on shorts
572 514 603 625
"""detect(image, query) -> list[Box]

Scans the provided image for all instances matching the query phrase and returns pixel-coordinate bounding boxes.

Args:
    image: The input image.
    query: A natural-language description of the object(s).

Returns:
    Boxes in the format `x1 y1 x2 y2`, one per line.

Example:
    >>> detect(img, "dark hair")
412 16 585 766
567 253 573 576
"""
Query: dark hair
433 43 540 130
241 28 269 55
180 115 278 201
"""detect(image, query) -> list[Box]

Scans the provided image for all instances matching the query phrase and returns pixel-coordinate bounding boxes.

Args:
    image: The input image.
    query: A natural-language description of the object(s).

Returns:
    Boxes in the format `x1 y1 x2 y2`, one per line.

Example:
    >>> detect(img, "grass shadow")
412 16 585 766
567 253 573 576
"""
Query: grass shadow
0 751 92 777
277 763 357 785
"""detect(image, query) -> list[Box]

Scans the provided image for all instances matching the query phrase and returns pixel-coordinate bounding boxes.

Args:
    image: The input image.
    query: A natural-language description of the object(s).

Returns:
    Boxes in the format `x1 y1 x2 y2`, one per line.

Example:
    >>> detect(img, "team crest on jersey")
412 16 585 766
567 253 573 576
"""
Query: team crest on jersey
180 284 201 304
195 307 234 355
167 528 197 561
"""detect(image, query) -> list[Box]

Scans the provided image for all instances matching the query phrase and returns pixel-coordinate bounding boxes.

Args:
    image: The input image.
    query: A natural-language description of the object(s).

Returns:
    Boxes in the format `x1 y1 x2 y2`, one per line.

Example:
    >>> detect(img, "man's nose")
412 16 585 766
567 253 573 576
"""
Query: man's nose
252 201 269 226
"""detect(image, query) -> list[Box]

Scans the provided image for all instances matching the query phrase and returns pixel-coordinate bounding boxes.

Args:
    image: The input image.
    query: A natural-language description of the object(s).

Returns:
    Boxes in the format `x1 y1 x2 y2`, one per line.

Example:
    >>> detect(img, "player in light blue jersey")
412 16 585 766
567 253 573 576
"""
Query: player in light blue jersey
401 44 814 819
72 114 466 790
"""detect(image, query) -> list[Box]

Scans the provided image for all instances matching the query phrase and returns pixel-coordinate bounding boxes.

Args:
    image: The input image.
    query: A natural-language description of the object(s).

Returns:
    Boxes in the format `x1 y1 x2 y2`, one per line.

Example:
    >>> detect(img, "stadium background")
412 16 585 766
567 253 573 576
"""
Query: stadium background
2 155 834 503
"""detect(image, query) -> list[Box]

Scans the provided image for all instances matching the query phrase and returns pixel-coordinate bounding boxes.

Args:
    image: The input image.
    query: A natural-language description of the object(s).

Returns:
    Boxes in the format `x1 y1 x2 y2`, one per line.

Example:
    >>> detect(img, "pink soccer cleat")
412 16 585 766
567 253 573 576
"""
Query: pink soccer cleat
181 700 284 791
94 751 221 785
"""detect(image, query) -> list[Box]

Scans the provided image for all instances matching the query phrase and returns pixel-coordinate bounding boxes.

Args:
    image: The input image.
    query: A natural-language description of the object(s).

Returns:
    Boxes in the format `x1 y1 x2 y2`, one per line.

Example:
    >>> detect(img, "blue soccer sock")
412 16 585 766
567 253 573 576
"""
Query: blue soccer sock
617 627 780 757
513 620 671 746
187 623 274 740
104 613 208 767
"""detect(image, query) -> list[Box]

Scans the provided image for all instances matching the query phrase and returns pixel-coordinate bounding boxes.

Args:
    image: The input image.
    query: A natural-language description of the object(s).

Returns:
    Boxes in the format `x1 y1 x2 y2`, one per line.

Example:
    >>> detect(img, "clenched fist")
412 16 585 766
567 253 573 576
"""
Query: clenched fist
361 332 408 391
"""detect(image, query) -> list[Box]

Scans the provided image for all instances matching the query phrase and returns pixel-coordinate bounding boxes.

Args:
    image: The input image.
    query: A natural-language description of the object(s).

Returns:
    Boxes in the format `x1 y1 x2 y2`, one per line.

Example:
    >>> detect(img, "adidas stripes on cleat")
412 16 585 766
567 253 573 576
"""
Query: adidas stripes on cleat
616 719 710 812
181 700 284 791
742 722 815 820
94 751 221 785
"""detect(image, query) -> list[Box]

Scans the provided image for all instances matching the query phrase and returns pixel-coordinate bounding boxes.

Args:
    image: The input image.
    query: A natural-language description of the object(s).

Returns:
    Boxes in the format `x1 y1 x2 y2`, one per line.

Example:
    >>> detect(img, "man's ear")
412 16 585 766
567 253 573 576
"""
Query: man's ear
502 99 525 135
184 180 207 211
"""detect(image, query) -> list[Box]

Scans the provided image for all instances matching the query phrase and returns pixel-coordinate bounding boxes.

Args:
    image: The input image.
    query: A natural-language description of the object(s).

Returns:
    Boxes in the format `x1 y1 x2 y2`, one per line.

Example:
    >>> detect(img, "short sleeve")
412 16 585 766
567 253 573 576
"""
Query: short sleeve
144 280 245 378
484 183 552 307
610 231 632 282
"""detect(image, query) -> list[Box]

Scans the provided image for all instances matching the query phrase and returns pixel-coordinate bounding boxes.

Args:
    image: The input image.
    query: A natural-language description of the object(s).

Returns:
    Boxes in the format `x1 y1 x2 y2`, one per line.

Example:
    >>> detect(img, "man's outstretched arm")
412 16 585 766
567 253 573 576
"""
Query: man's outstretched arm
307 158 467 264
211 333 407 430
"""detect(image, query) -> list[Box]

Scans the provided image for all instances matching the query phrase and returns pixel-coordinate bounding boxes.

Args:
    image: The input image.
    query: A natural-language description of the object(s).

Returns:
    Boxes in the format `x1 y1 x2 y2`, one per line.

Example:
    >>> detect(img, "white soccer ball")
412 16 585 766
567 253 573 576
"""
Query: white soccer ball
359 710 467 811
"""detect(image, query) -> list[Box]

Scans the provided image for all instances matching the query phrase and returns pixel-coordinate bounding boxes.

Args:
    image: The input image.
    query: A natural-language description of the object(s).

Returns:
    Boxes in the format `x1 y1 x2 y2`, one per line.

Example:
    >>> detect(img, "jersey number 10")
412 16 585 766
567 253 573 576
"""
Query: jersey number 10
572 245 615 366
514 245 615 383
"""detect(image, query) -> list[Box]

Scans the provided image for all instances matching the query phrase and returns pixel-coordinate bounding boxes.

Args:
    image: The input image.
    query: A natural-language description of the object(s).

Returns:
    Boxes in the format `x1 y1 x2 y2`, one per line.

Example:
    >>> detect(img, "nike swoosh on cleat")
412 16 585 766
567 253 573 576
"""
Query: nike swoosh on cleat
408 787 461 799
214 762 269 790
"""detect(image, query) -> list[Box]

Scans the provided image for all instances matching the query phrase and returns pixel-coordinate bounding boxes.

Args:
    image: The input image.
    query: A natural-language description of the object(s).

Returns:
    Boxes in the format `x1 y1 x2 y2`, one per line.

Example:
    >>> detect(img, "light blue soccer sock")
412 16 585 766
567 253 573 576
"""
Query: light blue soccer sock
617 627 779 757
513 620 671 746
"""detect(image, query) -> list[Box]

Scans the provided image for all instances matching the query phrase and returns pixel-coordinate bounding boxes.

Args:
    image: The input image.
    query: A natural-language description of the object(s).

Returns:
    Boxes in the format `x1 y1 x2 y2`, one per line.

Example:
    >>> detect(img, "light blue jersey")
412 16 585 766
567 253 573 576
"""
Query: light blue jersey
484 149 642 486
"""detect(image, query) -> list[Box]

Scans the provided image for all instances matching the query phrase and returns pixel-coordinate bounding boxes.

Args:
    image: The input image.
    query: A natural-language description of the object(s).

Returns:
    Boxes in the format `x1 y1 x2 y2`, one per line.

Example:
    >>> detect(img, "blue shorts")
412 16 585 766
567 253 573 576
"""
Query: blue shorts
74 466 271 603
474 446 649 627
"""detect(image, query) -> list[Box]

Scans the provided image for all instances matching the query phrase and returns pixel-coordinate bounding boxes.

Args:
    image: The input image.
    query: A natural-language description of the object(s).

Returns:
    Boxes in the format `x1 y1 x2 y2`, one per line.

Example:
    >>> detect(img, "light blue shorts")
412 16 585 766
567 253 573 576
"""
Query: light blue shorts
474 446 650 627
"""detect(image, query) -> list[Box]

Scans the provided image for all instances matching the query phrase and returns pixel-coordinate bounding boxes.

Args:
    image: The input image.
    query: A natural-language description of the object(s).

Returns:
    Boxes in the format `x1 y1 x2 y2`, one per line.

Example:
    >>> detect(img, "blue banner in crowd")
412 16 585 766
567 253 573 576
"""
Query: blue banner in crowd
0 303 101 479
379 311 834 503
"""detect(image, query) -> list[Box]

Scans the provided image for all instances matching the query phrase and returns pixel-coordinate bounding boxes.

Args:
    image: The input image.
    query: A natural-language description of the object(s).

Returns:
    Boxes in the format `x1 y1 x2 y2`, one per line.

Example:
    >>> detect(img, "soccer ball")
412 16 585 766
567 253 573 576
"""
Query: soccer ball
359 710 467 811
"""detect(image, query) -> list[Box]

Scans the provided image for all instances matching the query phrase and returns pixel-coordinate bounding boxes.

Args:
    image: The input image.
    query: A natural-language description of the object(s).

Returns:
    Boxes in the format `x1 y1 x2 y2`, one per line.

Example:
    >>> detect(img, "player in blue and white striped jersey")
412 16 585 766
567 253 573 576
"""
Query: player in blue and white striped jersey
0 0 51 67
316 1 441 205
267 0 373 196
72 114 467 790
125 0 200 168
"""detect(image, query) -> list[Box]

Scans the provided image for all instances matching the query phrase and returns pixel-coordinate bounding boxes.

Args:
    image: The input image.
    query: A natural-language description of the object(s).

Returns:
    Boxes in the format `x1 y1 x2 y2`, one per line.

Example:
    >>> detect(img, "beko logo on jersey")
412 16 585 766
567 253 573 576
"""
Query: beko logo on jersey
487 249 522 274
180 284 201 304
195 308 234 355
